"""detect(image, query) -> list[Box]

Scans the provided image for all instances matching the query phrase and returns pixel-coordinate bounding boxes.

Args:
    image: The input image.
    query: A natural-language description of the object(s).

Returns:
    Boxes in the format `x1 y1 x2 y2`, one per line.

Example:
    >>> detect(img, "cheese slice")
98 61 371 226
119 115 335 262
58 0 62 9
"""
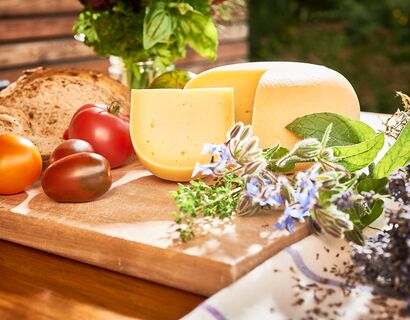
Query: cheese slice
185 62 360 149
130 88 234 181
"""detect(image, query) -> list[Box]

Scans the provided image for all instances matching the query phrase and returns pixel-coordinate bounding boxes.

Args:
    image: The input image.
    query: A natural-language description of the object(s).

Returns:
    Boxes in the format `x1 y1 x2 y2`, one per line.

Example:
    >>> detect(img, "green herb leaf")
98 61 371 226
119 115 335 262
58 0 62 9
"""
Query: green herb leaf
357 177 388 193
361 199 384 227
286 112 375 146
143 1 174 50
264 146 295 172
373 122 410 178
345 226 365 246
169 2 194 15
178 11 217 60
171 174 244 241
332 133 384 172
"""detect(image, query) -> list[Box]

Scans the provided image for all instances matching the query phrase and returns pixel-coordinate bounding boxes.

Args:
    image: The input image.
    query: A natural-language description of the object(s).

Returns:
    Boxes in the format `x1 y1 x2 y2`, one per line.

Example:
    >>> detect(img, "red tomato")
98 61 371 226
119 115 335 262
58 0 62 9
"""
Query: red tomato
0 134 42 194
68 103 133 168
42 152 112 203
49 139 94 165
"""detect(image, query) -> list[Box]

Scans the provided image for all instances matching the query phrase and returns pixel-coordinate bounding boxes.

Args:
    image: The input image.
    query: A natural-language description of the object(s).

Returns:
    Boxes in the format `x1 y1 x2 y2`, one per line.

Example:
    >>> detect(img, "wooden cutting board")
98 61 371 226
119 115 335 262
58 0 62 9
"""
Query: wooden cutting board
0 113 381 296
0 161 309 296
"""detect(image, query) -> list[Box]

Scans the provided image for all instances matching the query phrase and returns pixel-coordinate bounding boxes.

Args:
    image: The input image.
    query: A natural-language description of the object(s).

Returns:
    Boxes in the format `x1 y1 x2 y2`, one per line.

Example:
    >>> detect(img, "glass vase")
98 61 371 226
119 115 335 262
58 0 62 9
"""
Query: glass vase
108 56 173 89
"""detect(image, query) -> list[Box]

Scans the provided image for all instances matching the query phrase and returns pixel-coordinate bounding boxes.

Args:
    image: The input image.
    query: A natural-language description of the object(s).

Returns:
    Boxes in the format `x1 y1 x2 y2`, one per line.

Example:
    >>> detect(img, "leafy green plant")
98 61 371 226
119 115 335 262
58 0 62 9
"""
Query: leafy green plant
74 0 243 86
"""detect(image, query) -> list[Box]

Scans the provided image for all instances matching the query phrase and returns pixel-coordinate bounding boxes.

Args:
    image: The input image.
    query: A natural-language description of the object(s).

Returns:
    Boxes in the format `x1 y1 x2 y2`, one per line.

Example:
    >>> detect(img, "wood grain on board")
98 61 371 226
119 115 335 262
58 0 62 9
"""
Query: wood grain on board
0 160 309 296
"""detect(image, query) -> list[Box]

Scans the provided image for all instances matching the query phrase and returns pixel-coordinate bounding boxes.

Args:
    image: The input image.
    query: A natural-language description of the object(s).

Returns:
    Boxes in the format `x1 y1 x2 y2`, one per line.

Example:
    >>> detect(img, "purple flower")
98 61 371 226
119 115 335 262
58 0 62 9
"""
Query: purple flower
332 190 355 211
274 214 297 233
245 178 261 200
262 185 284 207
388 164 410 204
192 144 235 177
244 178 283 207
274 169 318 233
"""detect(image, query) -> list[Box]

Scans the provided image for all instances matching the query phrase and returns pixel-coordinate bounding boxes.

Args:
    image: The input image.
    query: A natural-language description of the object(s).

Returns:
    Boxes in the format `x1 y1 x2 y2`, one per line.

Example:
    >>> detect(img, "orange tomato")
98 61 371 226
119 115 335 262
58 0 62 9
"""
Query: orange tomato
0 134 42 195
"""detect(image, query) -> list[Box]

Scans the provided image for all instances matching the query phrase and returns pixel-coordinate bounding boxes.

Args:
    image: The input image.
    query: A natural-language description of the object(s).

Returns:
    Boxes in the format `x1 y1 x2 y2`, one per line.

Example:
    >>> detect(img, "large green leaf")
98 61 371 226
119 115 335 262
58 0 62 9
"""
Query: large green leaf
178 11 217 61
143 2 174 50
357 177 388 193
361 199 384 227
286 112 375 146
374 122 410 178
332 133 384 172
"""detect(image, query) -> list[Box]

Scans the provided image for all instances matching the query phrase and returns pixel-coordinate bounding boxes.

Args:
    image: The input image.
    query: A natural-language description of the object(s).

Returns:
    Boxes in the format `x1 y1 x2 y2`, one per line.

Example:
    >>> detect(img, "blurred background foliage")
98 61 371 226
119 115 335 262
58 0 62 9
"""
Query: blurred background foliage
249 0 410 113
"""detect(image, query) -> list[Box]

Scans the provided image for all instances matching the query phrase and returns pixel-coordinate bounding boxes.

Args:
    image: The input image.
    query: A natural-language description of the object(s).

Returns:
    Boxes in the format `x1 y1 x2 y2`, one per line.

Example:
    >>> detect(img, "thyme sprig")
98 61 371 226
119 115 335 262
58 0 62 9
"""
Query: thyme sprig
171 174 243 242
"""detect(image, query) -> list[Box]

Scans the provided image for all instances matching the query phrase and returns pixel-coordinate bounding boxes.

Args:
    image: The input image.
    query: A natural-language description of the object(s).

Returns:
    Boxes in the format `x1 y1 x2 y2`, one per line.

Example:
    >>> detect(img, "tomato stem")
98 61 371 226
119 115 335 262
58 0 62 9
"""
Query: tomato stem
108 101 122 115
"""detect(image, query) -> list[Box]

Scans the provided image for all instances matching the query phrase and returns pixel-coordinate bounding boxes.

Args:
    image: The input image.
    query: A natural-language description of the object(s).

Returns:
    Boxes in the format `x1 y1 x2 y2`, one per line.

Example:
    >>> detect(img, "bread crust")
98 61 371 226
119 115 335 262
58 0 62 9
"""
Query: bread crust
0 67 130 160
0 67 130 107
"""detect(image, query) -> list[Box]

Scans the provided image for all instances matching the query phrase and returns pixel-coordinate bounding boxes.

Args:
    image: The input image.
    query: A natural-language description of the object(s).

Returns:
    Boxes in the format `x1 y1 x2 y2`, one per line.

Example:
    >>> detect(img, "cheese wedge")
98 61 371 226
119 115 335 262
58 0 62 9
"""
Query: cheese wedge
185 64 269 124
130 88 234 181
185 62 360 149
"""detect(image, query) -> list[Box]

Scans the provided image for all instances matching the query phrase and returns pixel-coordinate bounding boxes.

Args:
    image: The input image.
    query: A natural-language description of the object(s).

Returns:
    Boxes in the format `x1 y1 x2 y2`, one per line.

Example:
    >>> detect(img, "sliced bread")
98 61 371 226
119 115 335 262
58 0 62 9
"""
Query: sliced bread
0 105 31 136
0 67 130 160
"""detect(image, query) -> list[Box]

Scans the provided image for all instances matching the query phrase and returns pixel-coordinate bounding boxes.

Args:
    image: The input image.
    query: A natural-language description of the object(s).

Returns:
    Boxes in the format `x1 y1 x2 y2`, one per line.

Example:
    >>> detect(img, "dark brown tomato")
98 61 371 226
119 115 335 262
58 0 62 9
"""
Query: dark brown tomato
42 152 112 203
49 139 95 165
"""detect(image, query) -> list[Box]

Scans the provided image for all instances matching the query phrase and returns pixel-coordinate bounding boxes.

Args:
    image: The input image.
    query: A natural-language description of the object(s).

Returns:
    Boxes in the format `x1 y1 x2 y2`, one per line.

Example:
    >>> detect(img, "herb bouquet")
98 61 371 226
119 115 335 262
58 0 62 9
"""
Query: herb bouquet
172 92 410 246
74 0 244 88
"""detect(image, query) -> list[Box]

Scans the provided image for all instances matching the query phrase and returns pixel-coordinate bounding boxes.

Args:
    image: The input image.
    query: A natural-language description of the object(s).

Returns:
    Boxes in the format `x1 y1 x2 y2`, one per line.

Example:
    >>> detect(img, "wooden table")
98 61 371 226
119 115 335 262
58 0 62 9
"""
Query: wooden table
0 240 204 320
0 113 385 319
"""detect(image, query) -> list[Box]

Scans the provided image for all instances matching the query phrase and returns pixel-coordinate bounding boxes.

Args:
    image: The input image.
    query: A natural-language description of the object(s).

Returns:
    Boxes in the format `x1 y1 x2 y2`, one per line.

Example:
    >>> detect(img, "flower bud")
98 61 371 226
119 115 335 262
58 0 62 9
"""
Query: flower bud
235 137 260 161
277 177 295 203
236 197 260 216
313 206 354 239
293 138 322 159
243 159 266 175
228 122 244 140
320 148 334 161
239 125 253 141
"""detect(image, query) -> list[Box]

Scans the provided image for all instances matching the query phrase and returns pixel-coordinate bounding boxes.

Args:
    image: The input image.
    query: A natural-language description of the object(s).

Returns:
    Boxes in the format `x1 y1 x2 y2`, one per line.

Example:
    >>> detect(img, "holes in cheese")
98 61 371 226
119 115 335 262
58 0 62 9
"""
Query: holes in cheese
130 88 234 182
185 62 360 149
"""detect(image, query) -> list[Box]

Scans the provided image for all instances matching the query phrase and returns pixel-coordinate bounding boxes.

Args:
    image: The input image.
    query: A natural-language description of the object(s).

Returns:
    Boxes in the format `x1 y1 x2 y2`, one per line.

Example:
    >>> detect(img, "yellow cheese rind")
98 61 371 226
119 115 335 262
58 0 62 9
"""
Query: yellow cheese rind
130 88 234 181
252 63 361 149
185 61 360 149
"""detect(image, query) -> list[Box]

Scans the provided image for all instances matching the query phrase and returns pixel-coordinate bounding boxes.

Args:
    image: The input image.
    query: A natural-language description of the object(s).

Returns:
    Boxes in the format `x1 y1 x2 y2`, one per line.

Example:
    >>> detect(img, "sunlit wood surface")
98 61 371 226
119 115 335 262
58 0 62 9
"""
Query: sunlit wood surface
0 240 204 320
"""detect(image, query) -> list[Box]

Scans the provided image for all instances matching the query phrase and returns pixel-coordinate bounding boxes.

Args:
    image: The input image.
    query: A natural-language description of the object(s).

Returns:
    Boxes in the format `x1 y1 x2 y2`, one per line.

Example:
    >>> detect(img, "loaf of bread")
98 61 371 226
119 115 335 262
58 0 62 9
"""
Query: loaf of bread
0 67 130 160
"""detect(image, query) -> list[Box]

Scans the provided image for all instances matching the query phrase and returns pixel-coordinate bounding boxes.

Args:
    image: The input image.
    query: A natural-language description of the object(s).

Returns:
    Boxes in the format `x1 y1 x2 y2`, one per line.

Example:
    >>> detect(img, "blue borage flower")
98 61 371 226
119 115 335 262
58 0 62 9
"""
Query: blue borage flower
244 178 283 207
274 166 320 233
192 143 236 177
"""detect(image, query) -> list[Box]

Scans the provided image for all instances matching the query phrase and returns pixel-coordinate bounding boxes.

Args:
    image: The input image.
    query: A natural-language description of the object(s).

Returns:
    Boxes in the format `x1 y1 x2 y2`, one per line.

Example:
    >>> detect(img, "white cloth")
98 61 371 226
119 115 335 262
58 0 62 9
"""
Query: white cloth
184 235 406 320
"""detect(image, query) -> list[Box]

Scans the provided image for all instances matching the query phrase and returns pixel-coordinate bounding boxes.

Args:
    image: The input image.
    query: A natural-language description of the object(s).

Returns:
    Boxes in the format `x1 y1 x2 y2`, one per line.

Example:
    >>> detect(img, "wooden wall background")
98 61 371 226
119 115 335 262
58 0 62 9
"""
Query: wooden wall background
0 0 248 83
